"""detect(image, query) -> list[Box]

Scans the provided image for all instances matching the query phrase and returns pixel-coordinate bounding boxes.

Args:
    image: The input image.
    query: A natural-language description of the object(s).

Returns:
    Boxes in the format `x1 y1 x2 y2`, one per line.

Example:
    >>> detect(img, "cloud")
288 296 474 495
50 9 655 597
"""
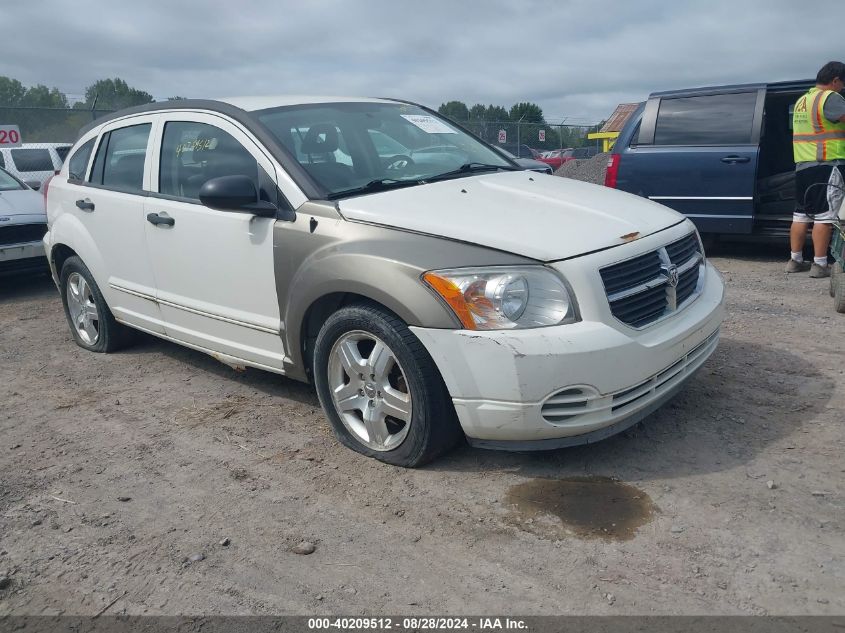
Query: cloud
4 0 842 122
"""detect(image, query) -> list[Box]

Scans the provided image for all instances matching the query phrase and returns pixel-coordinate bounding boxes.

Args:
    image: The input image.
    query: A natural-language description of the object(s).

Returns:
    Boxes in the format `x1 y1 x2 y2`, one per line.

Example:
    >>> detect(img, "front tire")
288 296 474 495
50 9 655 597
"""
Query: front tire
313 303 462 467
60 256 133 352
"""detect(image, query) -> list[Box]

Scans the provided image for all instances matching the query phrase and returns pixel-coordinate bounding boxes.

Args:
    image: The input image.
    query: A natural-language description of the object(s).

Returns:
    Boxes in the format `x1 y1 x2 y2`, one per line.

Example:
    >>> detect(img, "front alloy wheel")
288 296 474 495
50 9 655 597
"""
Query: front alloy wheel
328 331 412 451
313 303 462 467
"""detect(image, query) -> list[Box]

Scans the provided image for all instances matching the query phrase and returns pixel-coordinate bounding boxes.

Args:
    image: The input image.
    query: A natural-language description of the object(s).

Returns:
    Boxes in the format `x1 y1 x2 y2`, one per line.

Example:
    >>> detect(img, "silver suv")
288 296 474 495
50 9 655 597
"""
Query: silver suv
44 97 724 466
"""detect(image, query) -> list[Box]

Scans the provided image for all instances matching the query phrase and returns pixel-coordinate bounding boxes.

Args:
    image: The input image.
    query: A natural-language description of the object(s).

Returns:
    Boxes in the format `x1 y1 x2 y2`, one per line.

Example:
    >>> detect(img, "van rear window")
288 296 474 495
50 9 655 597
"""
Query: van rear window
10 148 53 172
654 92 757 146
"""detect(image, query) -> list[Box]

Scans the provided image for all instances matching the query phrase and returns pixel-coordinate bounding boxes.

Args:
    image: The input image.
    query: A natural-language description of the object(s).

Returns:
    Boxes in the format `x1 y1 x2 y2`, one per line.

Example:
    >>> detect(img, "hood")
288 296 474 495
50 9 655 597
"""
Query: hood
0 189 45 223
337 171 684 261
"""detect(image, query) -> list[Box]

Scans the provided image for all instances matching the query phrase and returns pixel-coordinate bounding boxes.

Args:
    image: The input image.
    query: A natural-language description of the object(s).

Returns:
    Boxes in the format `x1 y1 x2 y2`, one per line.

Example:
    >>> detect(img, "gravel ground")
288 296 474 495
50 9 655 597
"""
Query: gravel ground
0 243 843 616
554 152 609 184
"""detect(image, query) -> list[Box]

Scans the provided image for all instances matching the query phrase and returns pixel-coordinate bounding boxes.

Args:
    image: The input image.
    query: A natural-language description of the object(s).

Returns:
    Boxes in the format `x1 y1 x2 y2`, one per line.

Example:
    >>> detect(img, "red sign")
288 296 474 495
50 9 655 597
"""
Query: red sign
497 129 507 144
539 129 546 142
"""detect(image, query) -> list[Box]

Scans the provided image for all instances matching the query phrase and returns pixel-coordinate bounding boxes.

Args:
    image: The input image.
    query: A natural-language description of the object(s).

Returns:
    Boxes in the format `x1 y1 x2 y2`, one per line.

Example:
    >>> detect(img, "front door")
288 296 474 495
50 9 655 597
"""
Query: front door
143 113 285 371
624 90 764 234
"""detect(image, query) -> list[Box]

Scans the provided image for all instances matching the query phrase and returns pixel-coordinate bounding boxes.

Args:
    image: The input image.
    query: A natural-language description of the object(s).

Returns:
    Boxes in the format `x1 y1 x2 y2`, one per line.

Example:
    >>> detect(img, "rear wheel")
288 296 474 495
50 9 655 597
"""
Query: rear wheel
313 303 462 467
830 262 843 298
833 264 845 314
60 256 134 352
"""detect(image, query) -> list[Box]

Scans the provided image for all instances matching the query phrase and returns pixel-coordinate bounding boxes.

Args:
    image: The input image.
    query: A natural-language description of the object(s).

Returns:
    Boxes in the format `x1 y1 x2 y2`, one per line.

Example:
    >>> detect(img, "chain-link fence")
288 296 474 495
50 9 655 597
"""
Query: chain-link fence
0 106 115 188
450 119 602 157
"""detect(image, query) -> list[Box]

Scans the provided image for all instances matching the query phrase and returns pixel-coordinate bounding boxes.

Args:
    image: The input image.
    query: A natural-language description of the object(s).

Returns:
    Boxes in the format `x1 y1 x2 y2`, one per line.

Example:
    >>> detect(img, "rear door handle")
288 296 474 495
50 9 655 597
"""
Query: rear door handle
75 199 95 211
146 212 175 227
721 155 750 164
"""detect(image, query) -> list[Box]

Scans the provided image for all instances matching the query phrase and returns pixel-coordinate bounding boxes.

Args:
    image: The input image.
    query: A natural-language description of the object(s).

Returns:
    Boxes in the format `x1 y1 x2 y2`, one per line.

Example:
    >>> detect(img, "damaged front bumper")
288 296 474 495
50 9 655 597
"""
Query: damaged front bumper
410 261 724 450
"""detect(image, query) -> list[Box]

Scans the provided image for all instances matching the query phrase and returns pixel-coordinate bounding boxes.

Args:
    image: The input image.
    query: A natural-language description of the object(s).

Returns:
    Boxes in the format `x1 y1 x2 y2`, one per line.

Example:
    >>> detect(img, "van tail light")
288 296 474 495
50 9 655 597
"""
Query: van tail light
42 174 55 212
604 154 620 188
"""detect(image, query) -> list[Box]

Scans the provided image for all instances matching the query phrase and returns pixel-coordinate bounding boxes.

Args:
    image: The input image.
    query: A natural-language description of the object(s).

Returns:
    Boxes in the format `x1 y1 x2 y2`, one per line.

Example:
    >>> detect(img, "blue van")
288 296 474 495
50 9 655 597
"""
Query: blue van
607 80 815 239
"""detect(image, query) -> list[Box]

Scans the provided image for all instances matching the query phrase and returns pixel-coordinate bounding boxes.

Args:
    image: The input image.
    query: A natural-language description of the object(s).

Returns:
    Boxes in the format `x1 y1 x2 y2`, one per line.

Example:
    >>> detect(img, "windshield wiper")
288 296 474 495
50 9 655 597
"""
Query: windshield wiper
326 178 423 200
424 162 520 183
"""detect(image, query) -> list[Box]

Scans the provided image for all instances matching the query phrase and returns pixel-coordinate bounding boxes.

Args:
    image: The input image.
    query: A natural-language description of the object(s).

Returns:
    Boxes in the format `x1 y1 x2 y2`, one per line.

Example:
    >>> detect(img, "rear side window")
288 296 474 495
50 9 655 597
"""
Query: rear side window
90 123 151 193
11 148 53 172
654 92 757 146
0 152 5 169
159 121 258 201
67 139 95 181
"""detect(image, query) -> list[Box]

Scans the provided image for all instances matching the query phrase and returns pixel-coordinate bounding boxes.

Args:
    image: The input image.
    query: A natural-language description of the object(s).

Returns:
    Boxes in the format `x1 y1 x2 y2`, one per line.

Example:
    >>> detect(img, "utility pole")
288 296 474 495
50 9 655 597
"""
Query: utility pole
516 113 526 156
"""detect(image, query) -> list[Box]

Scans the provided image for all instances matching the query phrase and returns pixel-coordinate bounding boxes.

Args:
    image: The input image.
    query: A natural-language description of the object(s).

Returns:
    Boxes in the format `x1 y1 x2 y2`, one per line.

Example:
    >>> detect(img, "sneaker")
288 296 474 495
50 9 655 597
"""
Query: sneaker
809 263 831 278
785 259 811 273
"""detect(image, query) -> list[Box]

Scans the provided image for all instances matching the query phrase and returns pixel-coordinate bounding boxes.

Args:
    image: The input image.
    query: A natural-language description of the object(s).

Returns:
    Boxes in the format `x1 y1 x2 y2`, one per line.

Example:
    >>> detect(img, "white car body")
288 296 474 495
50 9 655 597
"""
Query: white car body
44 96 724 461
0 143 70 190
0 168 48 276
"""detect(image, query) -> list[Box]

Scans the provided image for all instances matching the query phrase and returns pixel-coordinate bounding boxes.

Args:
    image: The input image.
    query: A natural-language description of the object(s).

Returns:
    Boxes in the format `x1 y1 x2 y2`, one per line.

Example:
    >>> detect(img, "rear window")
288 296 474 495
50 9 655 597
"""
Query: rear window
10 148 53 172
654 92 757 146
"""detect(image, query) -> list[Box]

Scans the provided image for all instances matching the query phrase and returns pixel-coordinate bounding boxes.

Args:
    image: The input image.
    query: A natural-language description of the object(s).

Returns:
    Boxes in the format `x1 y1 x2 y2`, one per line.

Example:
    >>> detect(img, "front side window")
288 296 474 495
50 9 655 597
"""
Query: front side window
67 139 95 181
90 123 151 193
653 92 757 146
159 121 258 200
11 148 53 172
256 102 511 198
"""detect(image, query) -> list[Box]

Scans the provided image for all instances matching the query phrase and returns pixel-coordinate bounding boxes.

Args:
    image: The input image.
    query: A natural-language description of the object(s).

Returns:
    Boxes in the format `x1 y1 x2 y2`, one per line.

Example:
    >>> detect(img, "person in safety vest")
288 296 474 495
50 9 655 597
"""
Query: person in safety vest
787 61 845 277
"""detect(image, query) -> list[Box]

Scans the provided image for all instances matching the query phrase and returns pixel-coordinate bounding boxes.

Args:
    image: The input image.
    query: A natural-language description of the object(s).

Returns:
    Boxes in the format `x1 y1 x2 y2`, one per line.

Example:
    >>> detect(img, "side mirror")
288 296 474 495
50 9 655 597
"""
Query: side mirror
198 175 277 218
25 180 41 191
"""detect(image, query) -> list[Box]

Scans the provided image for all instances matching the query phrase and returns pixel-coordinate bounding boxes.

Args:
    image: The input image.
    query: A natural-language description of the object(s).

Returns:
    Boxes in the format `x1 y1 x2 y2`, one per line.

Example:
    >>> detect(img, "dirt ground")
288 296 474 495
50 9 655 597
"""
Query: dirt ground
0 243 843 616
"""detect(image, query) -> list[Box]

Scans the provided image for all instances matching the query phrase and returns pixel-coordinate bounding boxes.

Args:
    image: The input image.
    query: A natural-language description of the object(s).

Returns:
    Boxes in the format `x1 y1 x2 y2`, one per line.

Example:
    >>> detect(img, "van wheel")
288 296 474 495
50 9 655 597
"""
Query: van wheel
830 262 842 298
833 264 845 314
60 256 133 352
313 303 462 467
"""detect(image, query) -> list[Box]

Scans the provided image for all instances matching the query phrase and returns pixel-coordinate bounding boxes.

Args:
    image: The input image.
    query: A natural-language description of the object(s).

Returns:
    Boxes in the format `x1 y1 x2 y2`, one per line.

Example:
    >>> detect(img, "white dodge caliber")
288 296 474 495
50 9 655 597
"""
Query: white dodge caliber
44 97 724 466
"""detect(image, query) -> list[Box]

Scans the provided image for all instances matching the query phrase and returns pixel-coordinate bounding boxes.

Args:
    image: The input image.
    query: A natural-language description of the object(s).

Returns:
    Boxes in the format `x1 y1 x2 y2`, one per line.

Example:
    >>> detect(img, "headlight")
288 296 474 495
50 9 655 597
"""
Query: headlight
422 266 578 330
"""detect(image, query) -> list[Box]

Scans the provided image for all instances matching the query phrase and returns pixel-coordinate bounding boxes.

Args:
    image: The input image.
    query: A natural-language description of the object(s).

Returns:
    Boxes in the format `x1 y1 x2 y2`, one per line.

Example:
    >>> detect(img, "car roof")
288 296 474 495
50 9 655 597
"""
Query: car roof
217 95 397 111
651 78 813 99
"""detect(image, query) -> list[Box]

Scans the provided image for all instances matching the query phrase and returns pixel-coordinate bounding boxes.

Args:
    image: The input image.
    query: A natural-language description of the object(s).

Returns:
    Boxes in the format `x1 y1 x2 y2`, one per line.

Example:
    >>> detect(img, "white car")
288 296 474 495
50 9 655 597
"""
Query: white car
0 167 48 276
0 143 71 190
44 97 724 466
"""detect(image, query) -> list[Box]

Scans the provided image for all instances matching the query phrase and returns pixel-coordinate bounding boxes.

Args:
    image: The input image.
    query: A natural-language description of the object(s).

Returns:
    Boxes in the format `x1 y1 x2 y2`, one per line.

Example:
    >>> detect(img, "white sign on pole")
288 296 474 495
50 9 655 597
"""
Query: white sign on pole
0 124 22 147
497 129 507 144
539 129 546 142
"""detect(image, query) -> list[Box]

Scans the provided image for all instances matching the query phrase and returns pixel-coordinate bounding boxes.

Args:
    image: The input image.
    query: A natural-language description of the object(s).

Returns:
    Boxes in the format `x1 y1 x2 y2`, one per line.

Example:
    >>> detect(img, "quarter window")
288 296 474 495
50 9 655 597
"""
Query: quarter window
653 92 758 146
159 121 258 200
67 139 95 181
90 123 151 193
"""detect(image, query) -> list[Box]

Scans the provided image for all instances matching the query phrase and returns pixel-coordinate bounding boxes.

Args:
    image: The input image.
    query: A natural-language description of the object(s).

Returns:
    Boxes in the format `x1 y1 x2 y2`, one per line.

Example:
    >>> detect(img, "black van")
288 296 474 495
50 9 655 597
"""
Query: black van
607 80 815 239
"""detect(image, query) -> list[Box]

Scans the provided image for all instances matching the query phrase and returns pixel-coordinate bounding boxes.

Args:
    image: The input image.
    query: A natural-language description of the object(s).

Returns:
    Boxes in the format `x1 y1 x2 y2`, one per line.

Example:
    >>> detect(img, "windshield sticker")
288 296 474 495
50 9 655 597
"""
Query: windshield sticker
400 115 457 134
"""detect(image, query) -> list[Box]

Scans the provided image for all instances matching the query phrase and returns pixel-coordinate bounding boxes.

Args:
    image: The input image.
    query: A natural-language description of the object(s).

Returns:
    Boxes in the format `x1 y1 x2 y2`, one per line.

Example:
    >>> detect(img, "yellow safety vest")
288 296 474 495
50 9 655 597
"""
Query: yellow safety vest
793 87 845 163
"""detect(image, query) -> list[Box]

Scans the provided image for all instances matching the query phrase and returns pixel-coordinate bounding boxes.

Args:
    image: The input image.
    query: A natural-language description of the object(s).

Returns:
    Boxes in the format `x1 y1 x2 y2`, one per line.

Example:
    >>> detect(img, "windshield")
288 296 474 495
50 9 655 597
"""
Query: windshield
255 102 512 198
0 168 25 191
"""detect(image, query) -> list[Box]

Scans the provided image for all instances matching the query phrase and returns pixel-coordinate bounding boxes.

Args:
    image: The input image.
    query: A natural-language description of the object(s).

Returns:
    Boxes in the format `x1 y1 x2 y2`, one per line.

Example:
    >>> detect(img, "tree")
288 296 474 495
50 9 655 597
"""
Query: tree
21 84 68 108
83 78 154 110
508 102 544 123
0 76 27 106
438 100 470 122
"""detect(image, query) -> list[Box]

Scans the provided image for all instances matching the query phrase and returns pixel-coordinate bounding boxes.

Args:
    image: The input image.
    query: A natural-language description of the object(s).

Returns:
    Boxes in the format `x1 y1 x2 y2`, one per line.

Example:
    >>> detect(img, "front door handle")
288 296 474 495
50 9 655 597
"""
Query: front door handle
146 212 175 227
75 199 95 211
721 155 750 164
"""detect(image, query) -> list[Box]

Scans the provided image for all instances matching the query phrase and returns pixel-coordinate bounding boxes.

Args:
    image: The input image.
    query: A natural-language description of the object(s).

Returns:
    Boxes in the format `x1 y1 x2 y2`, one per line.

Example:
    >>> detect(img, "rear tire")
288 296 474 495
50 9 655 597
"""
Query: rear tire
60 256 134 352
313 302 463 467
833 264 845 314
830 262 842 298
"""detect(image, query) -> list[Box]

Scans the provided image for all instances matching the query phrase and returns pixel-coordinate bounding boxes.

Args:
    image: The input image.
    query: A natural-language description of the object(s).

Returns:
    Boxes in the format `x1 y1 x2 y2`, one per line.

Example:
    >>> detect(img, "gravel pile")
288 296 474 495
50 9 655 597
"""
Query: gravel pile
554 152 609 185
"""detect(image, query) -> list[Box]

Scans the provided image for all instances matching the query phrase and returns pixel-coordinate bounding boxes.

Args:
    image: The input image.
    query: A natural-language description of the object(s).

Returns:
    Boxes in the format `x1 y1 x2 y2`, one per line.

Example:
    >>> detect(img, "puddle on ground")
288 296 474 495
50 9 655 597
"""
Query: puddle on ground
505 476 657 541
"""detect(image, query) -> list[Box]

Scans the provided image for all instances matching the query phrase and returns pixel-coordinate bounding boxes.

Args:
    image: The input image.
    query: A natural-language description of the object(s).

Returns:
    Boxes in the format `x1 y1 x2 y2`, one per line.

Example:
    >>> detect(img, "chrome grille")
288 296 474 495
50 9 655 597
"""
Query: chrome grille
600 232 704 328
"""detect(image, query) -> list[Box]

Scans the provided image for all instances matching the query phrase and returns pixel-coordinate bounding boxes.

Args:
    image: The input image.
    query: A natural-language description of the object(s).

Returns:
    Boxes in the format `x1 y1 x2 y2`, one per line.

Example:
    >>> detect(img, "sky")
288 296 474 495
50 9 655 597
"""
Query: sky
5 0 844 125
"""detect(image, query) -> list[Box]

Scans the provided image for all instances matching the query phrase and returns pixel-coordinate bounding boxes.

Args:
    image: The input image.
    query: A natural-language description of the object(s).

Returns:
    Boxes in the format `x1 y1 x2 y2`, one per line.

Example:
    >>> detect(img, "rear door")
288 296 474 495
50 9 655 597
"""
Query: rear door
619 88 764 234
